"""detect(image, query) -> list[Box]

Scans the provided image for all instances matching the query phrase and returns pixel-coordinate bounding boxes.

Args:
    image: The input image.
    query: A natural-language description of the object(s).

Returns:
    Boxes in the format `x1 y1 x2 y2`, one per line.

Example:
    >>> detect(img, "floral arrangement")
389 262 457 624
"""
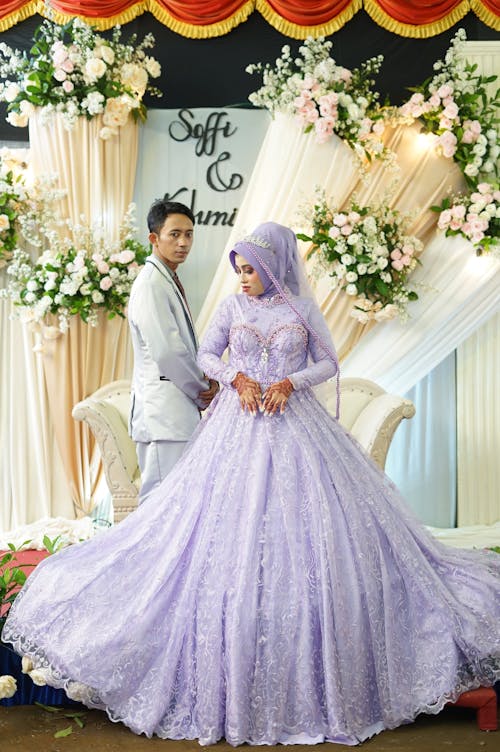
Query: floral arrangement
400 29 499 188
431 181 500 256
0 148 33 268
0 15 162 139
247 37 387 162
1 204 148 333
298 194 422 322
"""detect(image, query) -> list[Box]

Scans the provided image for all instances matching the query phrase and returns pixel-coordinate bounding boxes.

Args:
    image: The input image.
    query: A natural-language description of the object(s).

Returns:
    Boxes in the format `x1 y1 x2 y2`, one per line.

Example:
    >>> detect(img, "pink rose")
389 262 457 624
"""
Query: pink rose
437 84 453 99
443 102 459 119
477 183 491 194
390 249 402 260
62 80 74 93
328 226 341 239
340 224 352 236
100 276 113 291
118 250 135 264
461 131 474 144
391 259 404 271
61 58 74 74
401 255 412 266
449 218 463 231
428 94 441 108
470 120 482 135
53 69 67 82
314 116 334 143
451 204 466 219
97 261 110 274
333 213 348 227
52 47 68 67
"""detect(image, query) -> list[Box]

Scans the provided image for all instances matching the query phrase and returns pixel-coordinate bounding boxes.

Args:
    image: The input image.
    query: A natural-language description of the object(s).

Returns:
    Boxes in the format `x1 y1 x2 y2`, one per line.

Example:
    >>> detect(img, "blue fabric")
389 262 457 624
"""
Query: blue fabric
0 641 79 707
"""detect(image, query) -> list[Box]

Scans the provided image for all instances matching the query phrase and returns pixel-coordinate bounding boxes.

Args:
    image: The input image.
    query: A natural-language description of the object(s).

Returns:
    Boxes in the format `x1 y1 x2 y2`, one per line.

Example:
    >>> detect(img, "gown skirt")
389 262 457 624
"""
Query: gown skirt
3 386 500 746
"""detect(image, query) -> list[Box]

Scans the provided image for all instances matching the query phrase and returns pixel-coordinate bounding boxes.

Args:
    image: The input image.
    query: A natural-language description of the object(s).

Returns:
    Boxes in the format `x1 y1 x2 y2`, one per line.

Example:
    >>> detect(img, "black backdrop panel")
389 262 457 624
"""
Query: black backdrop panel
0 10 497 141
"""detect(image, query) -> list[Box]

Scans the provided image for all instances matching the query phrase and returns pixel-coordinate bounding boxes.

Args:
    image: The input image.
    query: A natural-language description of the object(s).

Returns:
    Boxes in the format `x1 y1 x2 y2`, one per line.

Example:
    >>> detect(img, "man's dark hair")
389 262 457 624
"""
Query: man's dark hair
147 198 195 234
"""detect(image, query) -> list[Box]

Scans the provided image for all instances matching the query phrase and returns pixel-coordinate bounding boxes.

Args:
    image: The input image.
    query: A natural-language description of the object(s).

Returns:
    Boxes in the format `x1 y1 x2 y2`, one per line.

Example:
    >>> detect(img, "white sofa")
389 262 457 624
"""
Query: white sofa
72 377 415 522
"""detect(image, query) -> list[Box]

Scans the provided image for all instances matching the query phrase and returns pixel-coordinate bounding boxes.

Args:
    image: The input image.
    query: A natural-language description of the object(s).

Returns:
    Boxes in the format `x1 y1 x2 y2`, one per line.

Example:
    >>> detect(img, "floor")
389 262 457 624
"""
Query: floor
0 703 498 752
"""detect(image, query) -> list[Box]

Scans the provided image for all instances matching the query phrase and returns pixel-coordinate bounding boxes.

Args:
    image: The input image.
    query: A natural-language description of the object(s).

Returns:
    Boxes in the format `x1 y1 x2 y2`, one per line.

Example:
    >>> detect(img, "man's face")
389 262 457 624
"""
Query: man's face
149 213 194 270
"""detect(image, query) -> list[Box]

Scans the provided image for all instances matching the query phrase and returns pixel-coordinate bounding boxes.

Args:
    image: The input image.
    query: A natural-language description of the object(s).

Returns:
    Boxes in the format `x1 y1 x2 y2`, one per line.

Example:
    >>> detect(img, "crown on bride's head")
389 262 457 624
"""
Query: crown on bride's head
242 234 271 249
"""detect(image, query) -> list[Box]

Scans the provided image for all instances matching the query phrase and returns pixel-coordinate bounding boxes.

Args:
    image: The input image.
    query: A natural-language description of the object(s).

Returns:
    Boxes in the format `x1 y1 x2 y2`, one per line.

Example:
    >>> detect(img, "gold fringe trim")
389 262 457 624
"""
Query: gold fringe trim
256 0 362 39
470 0 500 31
147 0 254 38
0 1 41 31
38 2 147 30
364 0 471 38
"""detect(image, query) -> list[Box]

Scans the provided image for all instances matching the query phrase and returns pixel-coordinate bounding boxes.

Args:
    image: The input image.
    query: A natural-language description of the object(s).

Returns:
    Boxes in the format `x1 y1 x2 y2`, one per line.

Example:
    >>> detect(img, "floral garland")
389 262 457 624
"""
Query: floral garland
400 29 499 188
0 17 162 139
298 194 421 323
247 37 387 163
431 181 500 256
0 204 148 333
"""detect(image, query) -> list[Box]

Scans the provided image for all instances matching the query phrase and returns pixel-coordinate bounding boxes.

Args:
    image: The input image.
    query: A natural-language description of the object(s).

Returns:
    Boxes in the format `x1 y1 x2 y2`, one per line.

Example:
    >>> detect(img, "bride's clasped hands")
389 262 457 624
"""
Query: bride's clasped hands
231 372 294 416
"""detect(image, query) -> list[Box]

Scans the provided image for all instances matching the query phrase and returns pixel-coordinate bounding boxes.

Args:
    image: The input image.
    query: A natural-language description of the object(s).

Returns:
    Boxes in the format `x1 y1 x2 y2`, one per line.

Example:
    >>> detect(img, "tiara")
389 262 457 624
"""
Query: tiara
241 234 271 249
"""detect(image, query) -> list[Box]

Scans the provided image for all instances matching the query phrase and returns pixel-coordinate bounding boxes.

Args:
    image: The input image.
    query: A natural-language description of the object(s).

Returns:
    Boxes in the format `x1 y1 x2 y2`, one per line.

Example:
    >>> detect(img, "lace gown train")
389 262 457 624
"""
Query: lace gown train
3 293 500 746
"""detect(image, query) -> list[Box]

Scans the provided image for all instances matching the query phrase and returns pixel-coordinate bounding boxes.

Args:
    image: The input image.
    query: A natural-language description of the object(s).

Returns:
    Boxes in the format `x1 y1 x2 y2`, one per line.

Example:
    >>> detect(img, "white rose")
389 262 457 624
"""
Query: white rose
25 291 36 303
357 264 367 275
482 161 494 173
19 100 35 117
345 271 358 283
27 279 39 291
120 63 148 96
0 214 10 230
351 309 370 324
0 675 17 699
345 283 358 296
144 56 161 78
347 233 361 246
464 164 479 177
377 257 388 269
21 656 34 674
103 97 131 128
340 253 354 266
84 57 107 83
28 668 49 687
92 290 104 304
99 126 118 140
99 46 115 65
3 82 20 102
6 111 28 128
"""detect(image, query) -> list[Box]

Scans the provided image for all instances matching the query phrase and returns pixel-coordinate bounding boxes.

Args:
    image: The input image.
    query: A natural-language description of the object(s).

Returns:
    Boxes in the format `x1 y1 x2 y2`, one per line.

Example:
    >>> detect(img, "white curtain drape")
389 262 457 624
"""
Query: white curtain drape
456 310 500 526
385 351 457 528
0 271 73 531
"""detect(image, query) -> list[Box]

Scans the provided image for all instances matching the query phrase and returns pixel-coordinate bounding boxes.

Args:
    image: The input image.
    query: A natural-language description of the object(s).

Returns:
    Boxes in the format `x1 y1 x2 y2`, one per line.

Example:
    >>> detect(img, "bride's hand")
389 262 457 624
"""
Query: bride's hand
232 372 262 416
263 378 294 415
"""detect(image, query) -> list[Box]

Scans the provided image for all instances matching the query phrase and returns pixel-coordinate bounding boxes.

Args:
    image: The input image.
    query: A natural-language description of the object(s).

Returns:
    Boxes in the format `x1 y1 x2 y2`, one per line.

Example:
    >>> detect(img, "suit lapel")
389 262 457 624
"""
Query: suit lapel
146 256 198 348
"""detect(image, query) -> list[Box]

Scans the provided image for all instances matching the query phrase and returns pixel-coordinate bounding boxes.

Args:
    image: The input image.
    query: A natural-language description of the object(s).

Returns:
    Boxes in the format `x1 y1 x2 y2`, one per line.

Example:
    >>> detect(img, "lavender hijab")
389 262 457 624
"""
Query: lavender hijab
230 222 340 417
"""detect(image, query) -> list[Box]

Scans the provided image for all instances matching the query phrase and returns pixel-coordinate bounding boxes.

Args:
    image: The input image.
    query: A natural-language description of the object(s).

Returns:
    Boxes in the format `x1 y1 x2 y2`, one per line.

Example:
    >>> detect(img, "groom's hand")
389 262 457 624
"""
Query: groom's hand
198 379 219 408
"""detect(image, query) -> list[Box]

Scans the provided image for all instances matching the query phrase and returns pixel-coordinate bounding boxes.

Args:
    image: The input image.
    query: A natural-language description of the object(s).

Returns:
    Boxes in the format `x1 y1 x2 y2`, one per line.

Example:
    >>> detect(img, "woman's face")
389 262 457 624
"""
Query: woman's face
234 254 264 296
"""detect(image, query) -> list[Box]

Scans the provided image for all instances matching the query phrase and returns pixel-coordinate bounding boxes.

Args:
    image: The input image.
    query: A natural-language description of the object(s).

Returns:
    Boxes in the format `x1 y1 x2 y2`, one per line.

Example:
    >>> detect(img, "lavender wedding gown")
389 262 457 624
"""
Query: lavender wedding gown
4 293 500 746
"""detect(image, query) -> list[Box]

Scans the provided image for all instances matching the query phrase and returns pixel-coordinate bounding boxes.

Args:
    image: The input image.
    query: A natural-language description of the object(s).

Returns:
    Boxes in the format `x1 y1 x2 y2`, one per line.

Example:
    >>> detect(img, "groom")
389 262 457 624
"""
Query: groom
128 198 218 503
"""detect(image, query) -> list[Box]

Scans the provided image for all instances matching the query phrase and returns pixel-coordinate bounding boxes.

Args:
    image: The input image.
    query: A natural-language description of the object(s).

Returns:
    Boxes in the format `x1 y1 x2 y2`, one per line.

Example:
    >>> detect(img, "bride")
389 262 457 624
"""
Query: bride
3 222 500 746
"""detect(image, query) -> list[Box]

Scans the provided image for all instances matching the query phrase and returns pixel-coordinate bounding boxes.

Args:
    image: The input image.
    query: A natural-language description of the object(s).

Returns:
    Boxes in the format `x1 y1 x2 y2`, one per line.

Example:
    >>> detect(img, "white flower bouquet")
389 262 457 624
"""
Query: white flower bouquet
0 16 162 138
400 29 499 188
247 37 387 162
432 181 500 256
1 204 149 333
298 194 421 322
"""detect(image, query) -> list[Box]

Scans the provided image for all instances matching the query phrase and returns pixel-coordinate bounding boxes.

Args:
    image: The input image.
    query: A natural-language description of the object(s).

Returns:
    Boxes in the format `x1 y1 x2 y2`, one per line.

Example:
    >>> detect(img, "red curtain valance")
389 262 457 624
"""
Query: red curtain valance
0 1 498 36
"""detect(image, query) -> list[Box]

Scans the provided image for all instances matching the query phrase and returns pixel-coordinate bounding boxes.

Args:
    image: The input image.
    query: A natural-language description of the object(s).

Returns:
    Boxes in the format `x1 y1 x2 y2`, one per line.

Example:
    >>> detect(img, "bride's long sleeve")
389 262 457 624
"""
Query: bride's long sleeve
288 301 338 390
197 297 239 387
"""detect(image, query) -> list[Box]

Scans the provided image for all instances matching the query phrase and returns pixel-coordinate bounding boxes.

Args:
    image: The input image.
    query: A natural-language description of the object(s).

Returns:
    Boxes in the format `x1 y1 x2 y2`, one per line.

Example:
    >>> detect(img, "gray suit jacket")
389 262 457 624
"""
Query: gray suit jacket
128 255 208 442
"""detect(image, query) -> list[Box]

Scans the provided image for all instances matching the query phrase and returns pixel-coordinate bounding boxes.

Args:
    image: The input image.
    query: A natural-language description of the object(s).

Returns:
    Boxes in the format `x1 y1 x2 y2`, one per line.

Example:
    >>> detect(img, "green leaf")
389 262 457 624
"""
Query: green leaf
35 701 61 713
54 726 73 738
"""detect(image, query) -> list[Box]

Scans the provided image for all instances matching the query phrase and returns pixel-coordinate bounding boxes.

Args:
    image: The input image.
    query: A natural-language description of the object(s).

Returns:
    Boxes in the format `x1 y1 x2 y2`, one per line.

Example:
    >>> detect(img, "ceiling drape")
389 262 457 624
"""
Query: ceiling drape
0 1 498 35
